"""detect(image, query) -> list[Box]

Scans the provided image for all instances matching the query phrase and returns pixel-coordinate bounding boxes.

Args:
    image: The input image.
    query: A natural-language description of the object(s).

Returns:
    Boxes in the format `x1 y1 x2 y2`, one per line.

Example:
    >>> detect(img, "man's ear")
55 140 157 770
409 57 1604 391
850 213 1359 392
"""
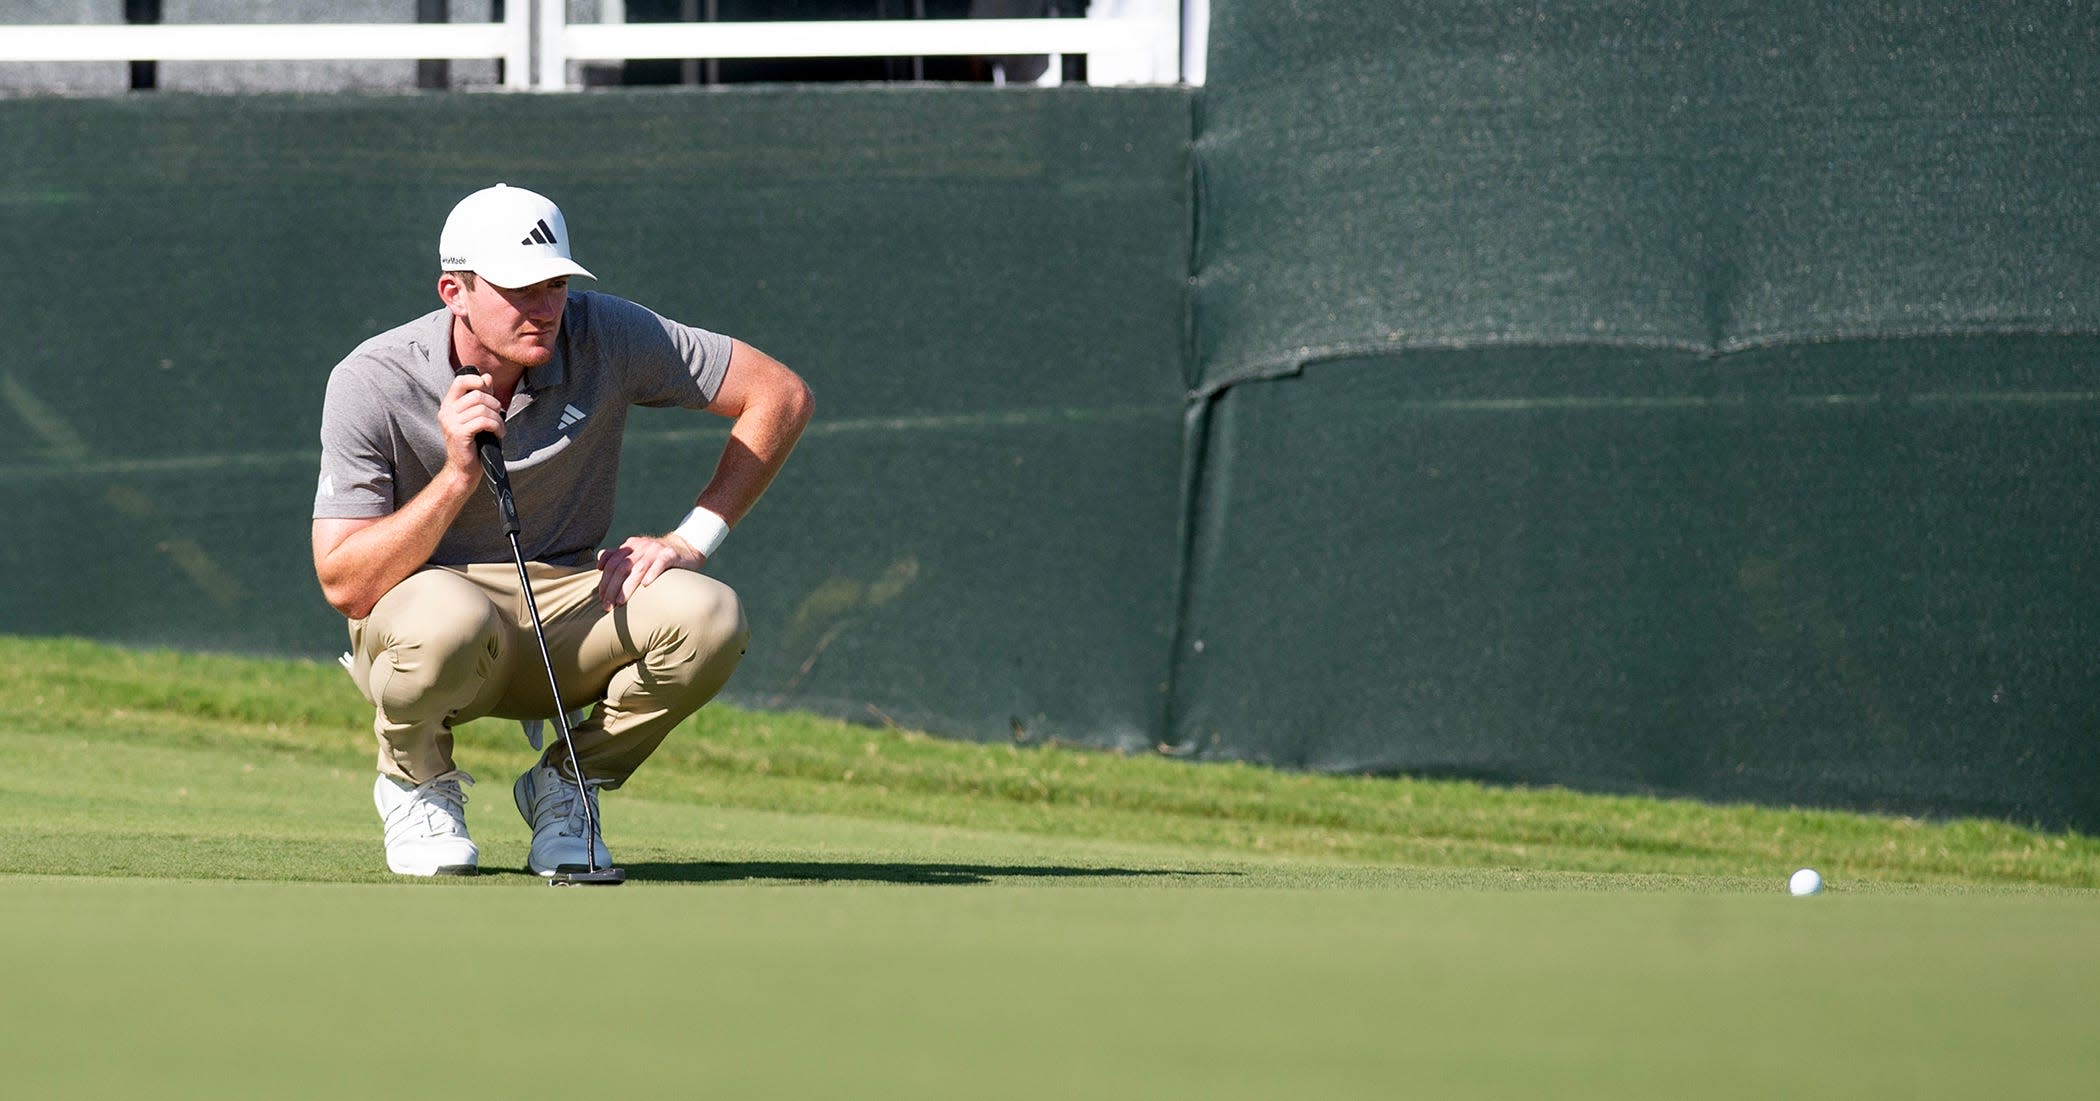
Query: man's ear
437 272 470 316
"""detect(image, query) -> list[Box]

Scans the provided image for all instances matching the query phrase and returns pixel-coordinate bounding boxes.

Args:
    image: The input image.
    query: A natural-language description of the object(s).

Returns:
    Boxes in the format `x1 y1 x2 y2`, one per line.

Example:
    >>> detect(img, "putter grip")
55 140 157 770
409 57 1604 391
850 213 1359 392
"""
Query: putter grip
475 432 521 536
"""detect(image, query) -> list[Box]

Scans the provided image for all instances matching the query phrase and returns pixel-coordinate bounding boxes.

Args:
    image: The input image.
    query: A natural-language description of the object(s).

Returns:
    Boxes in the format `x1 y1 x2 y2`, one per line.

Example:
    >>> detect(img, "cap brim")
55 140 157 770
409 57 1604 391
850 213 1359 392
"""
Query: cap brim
475 257 596 290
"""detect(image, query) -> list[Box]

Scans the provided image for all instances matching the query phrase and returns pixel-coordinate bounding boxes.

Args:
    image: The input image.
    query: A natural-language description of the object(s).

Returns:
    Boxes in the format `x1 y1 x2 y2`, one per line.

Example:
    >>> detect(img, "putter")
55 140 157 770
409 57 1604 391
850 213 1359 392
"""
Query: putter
469 406 626 887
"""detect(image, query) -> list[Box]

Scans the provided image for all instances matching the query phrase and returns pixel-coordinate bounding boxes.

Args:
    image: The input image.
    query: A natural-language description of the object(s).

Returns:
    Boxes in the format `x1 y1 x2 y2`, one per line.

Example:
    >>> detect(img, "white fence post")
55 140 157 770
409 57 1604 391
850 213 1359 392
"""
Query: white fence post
504 0 534 91
1085 0 1179 85
535 0 565 92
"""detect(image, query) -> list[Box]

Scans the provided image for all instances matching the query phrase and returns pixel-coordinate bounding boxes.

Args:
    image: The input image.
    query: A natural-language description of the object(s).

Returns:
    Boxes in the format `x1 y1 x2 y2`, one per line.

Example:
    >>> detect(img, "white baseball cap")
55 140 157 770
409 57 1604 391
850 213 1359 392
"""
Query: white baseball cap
438 183 596 289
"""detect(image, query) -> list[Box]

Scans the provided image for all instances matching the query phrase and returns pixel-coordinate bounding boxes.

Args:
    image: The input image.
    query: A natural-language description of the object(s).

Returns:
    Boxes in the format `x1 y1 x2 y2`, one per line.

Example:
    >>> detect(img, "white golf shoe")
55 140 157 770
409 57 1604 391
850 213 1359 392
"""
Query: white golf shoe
373 770 479 876
513 760 613 876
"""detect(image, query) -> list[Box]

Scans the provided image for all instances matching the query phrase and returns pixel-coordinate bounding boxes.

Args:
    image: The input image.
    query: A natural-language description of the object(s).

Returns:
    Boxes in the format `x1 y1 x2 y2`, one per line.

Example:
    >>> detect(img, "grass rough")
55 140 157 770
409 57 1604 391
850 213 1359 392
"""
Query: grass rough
3 634 2095 889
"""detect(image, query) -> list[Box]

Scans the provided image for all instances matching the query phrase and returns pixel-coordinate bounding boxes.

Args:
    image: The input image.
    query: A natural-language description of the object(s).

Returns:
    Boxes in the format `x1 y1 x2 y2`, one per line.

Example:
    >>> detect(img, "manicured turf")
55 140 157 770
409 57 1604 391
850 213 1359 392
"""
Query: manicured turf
7 637 2096 887
2 637 2096 1097
7 861 2099 1098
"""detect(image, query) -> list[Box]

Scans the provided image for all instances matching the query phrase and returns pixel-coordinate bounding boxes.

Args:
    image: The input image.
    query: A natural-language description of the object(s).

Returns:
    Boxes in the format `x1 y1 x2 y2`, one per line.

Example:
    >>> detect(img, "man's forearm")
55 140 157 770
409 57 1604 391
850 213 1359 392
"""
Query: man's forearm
687 343 814 531
315 467 480 619
693 388 812 527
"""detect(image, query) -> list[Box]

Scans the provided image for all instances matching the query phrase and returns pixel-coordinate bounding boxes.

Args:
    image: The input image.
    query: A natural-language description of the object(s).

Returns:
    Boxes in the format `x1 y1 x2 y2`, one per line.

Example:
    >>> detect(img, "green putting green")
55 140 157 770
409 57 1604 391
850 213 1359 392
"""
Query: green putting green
3 637 2096 1097
6 869 2096 1099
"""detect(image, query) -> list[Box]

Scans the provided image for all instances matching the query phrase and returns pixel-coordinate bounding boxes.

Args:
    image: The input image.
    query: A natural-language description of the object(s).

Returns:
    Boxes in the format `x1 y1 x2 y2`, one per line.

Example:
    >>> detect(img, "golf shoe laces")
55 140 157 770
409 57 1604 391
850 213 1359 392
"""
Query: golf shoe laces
545 773 610 841
383 770 474 843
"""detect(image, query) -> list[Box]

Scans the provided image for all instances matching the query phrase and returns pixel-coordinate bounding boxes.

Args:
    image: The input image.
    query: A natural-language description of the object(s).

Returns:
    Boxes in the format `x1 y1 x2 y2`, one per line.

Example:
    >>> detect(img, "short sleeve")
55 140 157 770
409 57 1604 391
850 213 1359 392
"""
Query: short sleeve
585 293 735 410
313 364 398 519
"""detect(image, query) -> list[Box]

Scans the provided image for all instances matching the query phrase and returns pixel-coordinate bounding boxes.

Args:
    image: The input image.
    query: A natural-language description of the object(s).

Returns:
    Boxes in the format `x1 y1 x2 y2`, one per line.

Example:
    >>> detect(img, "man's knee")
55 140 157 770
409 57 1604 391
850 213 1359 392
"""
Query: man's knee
630 571 748 668
364 572 505 716
690 575 749 657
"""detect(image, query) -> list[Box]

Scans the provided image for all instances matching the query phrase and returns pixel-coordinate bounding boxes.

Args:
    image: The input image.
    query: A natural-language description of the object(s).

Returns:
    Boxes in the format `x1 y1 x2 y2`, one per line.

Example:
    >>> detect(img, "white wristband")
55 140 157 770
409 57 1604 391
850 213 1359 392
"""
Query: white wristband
671 506 731 559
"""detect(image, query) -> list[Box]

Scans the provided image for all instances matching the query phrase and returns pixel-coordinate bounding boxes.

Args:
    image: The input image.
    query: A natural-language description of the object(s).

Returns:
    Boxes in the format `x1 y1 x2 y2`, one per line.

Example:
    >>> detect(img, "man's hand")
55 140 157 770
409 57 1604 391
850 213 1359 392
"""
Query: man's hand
441 371 506 477
591 339 810 612
595 534 704 610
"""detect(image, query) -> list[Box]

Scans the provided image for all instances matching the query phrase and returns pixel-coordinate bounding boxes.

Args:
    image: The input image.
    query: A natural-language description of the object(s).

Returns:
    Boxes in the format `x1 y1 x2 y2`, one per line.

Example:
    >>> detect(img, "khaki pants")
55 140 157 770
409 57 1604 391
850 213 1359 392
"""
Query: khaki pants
345 562 748 787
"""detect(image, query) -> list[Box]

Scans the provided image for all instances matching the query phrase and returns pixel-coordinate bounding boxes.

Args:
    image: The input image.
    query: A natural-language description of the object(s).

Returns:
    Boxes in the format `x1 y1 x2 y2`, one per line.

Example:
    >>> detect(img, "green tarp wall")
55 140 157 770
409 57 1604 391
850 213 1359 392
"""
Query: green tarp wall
3 90 1194 752
1183 0 2099 828
4 0 2096 830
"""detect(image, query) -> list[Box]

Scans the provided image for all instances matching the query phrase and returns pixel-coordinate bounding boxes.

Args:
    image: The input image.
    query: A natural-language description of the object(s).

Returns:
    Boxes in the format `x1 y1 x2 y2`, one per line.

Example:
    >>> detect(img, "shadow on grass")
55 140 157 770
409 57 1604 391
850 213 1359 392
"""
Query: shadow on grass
620 862 1241 886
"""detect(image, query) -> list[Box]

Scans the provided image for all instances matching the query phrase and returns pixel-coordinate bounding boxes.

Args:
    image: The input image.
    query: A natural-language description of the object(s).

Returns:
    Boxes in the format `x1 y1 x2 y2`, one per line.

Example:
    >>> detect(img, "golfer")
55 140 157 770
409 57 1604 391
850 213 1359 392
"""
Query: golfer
311 184 813 877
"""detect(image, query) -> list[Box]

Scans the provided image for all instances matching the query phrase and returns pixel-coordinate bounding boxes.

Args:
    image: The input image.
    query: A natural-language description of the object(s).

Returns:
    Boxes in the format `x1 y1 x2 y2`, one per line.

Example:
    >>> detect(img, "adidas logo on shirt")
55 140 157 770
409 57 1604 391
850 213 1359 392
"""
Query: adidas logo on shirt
559 404 588 430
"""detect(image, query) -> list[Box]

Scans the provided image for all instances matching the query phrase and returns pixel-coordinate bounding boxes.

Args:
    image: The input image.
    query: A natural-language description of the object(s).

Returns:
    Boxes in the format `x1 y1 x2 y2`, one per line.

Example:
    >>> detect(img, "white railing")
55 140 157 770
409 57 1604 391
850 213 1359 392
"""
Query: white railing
0 10 535 91
0 3 1180 92
551 18 1176 91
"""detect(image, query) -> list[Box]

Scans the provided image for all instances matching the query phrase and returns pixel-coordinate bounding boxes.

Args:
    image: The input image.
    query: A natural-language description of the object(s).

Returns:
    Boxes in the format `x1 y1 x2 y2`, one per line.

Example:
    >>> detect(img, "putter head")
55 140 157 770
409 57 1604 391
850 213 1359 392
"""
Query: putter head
548 866 627 887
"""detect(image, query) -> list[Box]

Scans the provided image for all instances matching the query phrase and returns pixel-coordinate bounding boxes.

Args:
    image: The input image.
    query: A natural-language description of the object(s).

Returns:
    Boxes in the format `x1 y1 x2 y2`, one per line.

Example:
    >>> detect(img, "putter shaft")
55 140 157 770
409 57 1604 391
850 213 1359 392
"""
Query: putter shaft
474 425 623 886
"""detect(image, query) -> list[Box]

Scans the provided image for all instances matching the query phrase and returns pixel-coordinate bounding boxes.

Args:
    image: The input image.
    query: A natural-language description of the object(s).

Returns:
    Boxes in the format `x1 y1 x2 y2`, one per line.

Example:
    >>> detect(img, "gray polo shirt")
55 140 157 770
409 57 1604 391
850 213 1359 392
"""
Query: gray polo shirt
314 291 732 568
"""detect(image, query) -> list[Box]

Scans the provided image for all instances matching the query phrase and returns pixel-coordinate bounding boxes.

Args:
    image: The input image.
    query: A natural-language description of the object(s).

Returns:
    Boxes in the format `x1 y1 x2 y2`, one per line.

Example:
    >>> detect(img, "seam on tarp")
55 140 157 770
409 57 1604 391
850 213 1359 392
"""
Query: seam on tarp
1159 386 1225 758
1185 322 2100 405
1160 90 1207 753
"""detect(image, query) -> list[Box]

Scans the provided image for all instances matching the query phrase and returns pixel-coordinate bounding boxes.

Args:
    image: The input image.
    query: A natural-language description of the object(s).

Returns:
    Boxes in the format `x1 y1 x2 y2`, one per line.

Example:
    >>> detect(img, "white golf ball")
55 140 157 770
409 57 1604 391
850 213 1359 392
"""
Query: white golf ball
1789 868 1824 896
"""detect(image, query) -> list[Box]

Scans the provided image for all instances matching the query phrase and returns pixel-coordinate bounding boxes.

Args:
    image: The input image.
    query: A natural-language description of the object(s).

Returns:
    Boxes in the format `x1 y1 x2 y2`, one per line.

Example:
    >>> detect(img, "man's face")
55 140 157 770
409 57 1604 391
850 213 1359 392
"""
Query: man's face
446 274 570 370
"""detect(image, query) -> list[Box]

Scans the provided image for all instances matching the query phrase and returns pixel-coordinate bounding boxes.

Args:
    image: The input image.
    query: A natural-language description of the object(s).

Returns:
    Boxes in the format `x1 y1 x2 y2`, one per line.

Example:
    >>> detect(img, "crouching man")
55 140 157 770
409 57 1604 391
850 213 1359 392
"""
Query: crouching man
311 184 812 876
